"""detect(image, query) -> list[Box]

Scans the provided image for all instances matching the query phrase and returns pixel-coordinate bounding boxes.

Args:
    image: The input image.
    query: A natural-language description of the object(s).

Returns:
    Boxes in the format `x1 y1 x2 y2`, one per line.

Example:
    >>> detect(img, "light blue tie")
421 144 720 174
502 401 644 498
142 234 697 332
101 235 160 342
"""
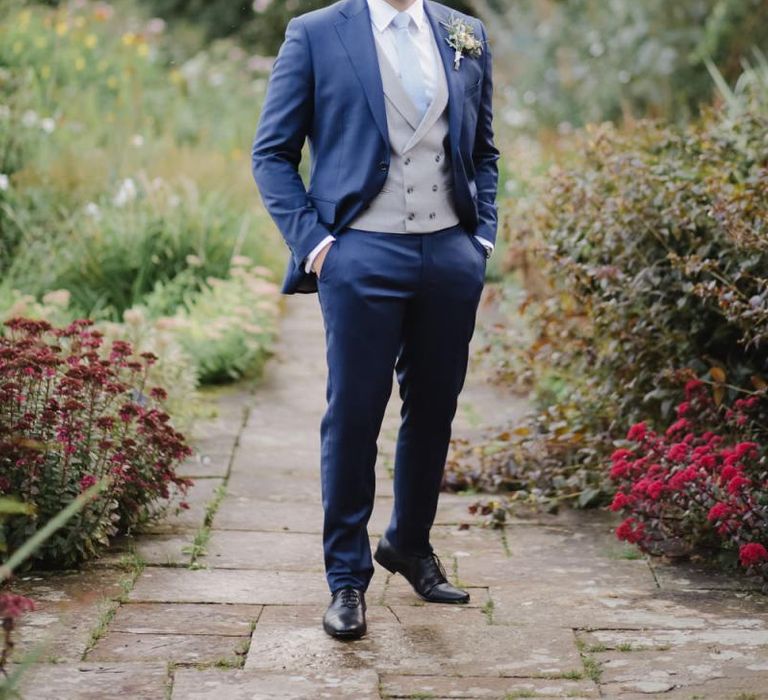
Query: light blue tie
390 12 430 119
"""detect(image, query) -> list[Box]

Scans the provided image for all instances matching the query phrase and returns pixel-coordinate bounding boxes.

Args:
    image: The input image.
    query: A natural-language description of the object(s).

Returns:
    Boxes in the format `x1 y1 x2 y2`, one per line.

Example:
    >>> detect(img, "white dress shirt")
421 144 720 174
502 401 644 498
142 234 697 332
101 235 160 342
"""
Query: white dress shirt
304 0 493 274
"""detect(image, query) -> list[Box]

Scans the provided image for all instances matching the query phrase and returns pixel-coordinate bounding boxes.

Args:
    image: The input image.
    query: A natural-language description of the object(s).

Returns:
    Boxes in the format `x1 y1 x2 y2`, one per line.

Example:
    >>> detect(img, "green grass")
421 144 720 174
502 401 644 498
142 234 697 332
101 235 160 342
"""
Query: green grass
482 598 495 624
184 482 227 568
81 550 146 659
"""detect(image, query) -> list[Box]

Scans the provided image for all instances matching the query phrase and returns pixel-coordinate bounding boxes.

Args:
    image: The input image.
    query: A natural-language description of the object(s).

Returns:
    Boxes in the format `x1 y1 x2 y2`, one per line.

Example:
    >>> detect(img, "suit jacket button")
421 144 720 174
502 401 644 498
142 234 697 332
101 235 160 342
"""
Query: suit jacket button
379 161 388 171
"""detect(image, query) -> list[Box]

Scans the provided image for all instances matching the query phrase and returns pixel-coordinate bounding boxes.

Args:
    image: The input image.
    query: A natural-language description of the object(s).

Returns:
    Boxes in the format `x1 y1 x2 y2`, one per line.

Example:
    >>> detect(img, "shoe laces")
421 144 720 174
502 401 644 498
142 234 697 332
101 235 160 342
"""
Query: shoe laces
420 552 448 583
339 588 361 608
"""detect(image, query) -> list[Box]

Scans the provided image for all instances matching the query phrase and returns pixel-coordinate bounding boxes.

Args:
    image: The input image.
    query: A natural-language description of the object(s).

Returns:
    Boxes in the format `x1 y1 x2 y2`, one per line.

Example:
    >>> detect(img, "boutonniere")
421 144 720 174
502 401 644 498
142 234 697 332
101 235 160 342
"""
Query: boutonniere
440 13 483 70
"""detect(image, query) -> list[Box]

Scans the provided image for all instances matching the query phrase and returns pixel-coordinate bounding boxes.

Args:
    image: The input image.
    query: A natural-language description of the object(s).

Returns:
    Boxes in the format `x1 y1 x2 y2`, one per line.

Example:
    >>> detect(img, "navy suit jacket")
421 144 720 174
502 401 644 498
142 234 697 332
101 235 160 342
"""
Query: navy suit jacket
251 0 500 294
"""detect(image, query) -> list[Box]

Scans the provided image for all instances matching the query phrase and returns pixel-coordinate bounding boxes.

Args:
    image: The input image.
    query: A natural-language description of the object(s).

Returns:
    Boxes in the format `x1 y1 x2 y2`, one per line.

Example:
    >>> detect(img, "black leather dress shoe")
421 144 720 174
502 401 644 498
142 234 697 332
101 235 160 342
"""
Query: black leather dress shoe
374 536 470 604
323 587 367 640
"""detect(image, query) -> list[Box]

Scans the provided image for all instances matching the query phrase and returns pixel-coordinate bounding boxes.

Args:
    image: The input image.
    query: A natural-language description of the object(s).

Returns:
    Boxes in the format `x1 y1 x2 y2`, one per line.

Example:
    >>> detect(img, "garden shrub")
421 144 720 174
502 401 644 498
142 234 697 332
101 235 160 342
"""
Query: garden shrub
161 257 281 384
446 68 768 527
610 376 767 586
0 318 192 568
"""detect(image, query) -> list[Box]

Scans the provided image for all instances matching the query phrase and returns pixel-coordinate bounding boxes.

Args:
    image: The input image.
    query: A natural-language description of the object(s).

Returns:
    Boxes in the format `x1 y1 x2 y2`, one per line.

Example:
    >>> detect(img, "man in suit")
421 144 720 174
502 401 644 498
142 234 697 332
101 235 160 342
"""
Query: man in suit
251 0 499 640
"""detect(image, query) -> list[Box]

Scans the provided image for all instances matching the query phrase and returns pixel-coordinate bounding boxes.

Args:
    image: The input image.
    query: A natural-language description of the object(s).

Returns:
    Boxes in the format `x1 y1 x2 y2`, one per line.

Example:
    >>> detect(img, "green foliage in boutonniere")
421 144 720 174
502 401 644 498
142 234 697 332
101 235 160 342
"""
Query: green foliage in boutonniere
440 13 483 70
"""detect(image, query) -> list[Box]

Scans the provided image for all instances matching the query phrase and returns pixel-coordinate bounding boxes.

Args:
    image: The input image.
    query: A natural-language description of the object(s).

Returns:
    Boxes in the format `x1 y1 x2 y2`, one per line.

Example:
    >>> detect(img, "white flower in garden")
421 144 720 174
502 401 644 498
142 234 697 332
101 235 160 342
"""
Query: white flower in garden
252 0 272 13
146 18 166 35
84 202 101 219
113 178 137 206
42 289 71 307
123 308 145 326
208 72 225 87
185 254 203 267
231 255 253 267
40 117 56 133
22 110 38 127
130 134 145 147
0 174 9 191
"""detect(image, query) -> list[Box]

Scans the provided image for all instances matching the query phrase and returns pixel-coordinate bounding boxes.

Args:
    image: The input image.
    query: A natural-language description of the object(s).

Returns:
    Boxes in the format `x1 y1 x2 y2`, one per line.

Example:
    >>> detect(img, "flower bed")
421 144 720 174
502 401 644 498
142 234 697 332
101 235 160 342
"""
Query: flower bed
0 318 192 568
609 376 767 583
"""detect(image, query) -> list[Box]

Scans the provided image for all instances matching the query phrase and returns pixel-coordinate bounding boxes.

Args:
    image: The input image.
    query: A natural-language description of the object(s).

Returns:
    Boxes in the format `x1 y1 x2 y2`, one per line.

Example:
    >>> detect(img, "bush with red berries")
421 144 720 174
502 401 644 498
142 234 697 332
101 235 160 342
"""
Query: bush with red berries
0 318 193 568
609 377 768 583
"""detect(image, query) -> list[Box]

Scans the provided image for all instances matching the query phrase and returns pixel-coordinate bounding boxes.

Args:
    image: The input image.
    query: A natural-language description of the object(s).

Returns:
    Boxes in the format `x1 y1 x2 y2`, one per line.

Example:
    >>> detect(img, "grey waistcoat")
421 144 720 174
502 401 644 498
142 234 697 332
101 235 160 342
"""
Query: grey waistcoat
347 26 459 233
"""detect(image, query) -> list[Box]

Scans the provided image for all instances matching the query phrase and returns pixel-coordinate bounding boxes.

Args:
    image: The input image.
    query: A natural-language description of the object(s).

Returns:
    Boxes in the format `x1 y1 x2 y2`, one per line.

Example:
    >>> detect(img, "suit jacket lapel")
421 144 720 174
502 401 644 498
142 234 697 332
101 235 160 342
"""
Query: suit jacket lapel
335 0 390 147
424 0 465 157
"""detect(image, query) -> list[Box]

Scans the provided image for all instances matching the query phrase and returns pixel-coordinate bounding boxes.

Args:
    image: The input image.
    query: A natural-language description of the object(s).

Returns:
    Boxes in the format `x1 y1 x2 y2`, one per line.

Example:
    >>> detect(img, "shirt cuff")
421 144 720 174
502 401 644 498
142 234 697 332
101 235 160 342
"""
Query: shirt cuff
474 236 494 255
304 235 336 274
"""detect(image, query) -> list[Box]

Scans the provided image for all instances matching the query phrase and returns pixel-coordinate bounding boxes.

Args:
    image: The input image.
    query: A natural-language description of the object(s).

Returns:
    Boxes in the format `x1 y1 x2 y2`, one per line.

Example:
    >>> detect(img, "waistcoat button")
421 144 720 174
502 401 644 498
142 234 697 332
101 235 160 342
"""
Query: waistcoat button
407 213 415 220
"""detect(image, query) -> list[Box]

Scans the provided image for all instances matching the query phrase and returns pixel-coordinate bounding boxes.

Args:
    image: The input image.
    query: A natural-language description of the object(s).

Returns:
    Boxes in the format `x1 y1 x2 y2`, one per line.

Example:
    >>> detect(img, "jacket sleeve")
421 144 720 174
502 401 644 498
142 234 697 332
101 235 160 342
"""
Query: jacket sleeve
251 17 332 271
472 21 501 246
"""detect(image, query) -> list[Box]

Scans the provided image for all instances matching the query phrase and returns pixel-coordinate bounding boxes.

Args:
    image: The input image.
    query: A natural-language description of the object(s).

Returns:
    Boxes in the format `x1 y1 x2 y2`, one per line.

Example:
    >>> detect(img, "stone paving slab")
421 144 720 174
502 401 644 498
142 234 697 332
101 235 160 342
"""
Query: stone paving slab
608 678 768 699
171 668 381 699
245 611 584 677
15 662 169 699
578 626 768 697
177 453 230 479
135 533 194 566
388 604 487 626
128 568 331 605
211 496 326 532
380 674 599 698
202 530 324 571
109 602 262 635
87 631 248 663
13 569 127 662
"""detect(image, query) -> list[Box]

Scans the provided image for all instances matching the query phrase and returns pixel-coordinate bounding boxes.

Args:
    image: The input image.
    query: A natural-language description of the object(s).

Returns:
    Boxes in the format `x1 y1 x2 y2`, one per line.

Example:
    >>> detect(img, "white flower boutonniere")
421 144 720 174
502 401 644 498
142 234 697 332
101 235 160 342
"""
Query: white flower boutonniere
440 13 483 70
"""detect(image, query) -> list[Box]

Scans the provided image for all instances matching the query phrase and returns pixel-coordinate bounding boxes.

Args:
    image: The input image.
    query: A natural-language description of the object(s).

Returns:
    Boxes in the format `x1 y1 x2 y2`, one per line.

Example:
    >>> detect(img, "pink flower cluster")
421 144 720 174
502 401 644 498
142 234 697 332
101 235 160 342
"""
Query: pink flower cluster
0 317 193 566
609 378 768 580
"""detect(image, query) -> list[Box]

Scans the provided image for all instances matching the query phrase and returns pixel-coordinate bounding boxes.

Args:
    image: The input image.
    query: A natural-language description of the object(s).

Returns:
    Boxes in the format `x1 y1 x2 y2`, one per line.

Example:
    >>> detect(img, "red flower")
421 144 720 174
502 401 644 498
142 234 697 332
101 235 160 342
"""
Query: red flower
734 442 758 459
727 475 751 495
668 466 698 490
616 517 645 544
667 442 688 461
739 543 768 568
706 503 731 522
610 460 630 479
611 448 633 462
609 492 633 511
79 475 98 492
676 401 691 416
0 593 36 620
627 422 647 442
665 418 690 436
684 379 705 398
646 480 664 500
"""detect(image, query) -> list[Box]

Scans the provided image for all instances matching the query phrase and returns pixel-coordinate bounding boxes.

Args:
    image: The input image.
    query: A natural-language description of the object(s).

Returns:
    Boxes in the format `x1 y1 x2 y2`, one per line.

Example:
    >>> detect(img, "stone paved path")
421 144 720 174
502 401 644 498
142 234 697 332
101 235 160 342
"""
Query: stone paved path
14 292 768 699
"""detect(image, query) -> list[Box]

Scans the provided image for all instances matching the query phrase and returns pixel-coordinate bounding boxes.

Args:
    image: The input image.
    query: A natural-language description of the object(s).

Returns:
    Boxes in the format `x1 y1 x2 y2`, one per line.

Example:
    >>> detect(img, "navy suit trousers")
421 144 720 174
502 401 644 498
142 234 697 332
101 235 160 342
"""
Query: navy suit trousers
315 223 487 593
